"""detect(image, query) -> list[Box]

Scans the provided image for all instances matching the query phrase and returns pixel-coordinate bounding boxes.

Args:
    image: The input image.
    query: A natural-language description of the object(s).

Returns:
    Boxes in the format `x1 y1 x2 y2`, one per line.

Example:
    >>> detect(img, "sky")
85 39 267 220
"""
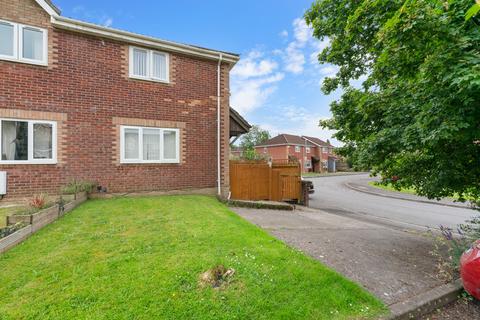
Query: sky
54 0 342 145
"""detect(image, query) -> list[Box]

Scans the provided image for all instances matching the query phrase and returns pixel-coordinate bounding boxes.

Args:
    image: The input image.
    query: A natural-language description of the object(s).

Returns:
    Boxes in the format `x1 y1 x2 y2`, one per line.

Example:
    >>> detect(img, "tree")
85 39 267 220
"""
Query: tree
239 125 271 150
305 0 480 203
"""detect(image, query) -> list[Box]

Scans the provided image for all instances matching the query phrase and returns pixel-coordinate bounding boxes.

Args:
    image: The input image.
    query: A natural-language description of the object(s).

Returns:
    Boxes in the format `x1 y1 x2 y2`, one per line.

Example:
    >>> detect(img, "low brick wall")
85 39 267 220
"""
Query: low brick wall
0 192 88 254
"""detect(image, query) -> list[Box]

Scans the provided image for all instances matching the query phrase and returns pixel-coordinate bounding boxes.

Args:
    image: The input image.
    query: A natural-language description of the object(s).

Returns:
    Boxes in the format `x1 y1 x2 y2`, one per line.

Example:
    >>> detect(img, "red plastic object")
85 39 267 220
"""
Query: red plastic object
460 240 480 300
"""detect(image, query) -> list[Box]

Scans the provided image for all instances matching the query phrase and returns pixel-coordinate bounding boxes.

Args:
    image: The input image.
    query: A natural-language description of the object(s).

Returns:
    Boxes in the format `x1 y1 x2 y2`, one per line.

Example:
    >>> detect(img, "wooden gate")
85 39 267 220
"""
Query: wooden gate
230 160 301 202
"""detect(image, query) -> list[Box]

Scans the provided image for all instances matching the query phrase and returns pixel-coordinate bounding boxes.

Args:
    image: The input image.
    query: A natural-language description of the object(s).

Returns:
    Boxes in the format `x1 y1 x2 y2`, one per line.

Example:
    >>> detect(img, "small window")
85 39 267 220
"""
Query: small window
132 48 148 78
129 46 169 82
121 126 179 164
0 119 56 164
305 160 312 169
295 146 300 152
263 147 267 154
0 21 16 58
0 20 47 65
322 147 328 154
306 147 311 153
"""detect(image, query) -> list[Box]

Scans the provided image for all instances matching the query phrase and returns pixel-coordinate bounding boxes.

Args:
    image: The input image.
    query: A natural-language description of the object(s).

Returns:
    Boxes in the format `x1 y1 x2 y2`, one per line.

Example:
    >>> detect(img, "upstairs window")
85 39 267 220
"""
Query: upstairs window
129 46 169 82
306 147 311 153
295 146 300 153
0 20 47 65
120 126 179 164
322 147 328 154
0 119 57 164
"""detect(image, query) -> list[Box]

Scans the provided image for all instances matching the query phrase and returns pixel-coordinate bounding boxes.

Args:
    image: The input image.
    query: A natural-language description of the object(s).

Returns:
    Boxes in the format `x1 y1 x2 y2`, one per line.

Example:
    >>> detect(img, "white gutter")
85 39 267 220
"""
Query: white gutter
217 54 223 196
50 15 240 64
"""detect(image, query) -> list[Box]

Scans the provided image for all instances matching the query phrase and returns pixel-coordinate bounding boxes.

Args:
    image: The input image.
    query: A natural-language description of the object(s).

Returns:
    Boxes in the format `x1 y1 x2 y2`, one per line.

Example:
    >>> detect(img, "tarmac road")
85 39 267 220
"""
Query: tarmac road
307 174 476 230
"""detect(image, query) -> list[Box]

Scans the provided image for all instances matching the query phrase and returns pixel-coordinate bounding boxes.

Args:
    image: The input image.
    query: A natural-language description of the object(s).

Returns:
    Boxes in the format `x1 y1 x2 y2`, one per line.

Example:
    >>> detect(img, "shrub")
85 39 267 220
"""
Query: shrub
431 215 480 282
28 194 48 210
62 180 96 195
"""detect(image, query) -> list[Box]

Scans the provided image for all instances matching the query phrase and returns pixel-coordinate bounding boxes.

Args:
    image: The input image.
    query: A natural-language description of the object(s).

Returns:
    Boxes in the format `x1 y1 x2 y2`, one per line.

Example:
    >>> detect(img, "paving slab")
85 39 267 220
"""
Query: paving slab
232 207 444 306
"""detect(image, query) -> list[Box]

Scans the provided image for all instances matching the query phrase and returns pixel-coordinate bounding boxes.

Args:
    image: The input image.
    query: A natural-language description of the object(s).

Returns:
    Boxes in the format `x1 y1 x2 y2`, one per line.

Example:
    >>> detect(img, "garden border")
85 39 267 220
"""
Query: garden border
0 192 88 254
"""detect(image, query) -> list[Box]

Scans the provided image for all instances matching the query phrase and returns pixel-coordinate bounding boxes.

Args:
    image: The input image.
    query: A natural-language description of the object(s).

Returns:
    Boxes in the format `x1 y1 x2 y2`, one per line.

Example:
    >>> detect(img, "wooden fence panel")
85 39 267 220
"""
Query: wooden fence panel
230 161 302 202
230 162 270 200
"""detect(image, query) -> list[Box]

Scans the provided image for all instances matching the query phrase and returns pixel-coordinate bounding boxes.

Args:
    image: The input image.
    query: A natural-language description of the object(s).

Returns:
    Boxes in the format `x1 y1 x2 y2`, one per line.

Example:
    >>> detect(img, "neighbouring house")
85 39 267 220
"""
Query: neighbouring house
255 134 337 173
0 0 244 199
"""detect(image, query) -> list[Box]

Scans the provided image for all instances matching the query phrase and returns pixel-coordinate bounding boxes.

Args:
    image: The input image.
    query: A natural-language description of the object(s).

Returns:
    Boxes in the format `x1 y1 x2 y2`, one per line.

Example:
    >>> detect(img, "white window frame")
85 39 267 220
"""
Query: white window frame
129 46 170 83
120 126 180 164
306 147 311 153
322 147 328 154
0 118 57 165
0 19 48 66
0 20 17 61
295 146 300 152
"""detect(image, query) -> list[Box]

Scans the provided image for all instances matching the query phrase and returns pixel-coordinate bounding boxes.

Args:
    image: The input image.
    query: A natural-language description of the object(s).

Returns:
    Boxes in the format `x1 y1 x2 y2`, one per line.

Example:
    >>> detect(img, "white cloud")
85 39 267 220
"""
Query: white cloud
319 65 338 77
72 6 114 27
231 73 284 114
284 43 305 74
279 30 289 38
101 17 114 27
231 49 285 114
309 38 330 65
231 51 278 78
292 18 311 47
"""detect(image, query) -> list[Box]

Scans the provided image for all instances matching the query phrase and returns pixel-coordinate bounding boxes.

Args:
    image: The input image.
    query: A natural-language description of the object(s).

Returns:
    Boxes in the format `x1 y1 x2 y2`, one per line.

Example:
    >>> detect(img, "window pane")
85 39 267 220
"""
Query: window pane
133 49 147 77
163 130 177 160
0 22 14 57
33 123 52 159
143 129 160 161
22 27 44 61
152 52 167 80
124 128 139 159
2 121 28 161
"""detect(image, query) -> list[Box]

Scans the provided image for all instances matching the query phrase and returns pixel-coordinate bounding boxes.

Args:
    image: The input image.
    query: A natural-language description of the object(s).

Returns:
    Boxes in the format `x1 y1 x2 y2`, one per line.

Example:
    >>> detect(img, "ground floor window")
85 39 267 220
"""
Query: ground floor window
120 126 180 164
304 159 312 169
0 119 56 164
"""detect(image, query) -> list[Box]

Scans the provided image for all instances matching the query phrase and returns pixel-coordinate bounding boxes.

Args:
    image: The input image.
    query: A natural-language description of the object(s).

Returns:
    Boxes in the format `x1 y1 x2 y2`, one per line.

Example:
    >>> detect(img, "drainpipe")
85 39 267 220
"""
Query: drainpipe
217 53 223 196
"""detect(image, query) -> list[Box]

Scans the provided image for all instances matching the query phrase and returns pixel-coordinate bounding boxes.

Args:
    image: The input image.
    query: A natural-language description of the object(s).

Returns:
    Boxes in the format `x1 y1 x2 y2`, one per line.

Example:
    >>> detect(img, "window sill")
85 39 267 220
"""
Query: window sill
0 161 57 165
128 75 170 84
120 160 180 165
0 56 48 67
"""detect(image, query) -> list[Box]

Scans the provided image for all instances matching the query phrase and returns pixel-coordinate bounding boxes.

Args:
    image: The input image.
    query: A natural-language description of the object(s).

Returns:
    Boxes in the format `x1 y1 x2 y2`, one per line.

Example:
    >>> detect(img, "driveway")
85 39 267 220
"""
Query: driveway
307 174 476 230
233 206 442 306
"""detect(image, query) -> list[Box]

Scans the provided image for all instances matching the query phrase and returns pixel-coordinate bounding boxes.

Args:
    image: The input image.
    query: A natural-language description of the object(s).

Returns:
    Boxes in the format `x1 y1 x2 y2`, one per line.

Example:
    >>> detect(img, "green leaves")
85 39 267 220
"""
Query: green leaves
307 0 480 203
465 2 480 20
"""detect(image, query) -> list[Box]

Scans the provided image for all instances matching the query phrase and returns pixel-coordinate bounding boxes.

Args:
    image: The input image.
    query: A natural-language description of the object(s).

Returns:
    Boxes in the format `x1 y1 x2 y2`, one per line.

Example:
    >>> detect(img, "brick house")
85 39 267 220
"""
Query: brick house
0 0 242 199
255 134 337 173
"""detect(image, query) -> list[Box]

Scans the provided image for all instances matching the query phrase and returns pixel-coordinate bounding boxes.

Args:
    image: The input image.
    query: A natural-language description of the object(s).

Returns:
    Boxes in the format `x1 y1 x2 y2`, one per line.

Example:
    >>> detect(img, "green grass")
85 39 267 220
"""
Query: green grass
0 196 386 319
0 207 15 228
368 182 474 202
368 182 417 195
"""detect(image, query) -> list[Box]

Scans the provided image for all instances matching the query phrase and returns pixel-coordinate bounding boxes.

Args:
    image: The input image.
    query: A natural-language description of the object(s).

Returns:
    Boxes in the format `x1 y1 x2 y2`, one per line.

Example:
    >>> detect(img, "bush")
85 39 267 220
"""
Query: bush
62 180 96 195
431 215 480 282
28 194 48 210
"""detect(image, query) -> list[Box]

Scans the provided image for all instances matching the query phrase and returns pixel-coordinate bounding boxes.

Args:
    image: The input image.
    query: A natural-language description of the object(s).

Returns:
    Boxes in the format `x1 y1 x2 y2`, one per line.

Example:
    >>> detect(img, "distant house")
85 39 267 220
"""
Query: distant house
255 134 337 173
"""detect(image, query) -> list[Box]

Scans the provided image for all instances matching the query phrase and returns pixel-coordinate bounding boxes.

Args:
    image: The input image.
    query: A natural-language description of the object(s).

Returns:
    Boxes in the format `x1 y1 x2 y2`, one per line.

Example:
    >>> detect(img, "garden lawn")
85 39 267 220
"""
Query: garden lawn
0 196 386 319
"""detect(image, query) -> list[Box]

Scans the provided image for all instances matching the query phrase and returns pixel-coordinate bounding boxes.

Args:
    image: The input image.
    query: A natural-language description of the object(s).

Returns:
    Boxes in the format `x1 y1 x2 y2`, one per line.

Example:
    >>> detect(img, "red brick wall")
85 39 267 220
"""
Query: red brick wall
0 0 232 198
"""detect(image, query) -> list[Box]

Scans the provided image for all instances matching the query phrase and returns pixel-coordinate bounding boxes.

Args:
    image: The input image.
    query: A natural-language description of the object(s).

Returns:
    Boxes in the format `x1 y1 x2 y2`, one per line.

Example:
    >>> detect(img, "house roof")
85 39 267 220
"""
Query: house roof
230 107 251 134
256 134 315 147
34 0 240 64
302 136 333 147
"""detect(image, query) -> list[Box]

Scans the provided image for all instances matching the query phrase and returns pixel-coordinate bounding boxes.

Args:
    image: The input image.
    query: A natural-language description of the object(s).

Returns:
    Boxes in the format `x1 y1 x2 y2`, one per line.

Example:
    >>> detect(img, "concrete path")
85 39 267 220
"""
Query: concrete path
232 207 443 306
306 174 476 230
